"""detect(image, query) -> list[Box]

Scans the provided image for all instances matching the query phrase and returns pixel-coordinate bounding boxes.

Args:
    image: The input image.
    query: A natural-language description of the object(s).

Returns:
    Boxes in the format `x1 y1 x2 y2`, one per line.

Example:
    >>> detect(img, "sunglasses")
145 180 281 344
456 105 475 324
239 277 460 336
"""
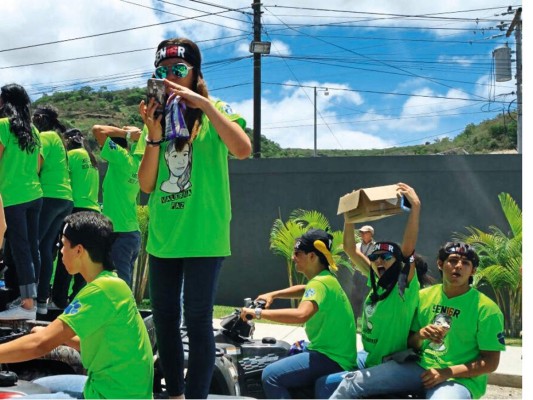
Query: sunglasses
154 63 194 79
368 252 394 262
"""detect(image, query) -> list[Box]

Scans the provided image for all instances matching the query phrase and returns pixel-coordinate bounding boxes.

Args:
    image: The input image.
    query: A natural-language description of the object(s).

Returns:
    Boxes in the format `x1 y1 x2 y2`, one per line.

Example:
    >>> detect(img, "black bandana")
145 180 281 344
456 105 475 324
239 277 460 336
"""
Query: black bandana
154 44 201 68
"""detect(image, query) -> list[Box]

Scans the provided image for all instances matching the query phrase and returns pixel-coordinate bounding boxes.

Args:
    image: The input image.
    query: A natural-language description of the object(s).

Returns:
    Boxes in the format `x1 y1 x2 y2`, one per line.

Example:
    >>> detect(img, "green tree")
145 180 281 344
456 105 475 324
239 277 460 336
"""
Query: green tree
454 193 521 338
269 209 353 306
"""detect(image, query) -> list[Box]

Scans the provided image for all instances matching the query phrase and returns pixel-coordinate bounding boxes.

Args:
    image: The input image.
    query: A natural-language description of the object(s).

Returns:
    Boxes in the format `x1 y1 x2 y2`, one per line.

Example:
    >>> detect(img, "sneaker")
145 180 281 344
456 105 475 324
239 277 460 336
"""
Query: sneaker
37 302 48 315
0 304 37 320
6 297 22 309
48 301 63 311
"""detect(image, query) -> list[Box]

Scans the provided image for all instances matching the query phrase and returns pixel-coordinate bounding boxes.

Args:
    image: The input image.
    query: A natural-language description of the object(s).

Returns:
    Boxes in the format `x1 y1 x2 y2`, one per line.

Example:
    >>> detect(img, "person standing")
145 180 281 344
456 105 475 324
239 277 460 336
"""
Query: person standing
0 83 42 320
50 129 100 309
350 225 375 322
137 37 251 399
328 242 505 399
32 105 74 315
93 124 141 287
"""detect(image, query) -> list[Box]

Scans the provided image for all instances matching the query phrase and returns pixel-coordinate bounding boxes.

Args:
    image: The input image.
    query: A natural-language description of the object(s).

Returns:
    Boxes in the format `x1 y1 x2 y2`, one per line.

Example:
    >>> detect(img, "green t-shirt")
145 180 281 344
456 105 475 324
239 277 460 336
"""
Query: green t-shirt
39 130 72 200
0 118 42 207
101 138 140 232
58 270 153 399
135 100 246 257
361 273 420 367
411 284 505 399
67 148 100 211
304 270 357 371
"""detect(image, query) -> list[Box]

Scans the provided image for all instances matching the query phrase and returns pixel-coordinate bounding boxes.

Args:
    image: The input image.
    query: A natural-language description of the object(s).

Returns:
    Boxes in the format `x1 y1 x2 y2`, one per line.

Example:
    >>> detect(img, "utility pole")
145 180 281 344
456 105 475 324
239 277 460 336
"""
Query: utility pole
313 87 317 157
506 7 522 154
252 1 262 158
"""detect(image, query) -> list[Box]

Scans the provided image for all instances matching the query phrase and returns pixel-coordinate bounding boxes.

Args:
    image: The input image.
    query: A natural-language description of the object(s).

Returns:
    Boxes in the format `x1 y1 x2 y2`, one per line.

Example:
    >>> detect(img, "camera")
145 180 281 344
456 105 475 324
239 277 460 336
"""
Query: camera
146 78 166 116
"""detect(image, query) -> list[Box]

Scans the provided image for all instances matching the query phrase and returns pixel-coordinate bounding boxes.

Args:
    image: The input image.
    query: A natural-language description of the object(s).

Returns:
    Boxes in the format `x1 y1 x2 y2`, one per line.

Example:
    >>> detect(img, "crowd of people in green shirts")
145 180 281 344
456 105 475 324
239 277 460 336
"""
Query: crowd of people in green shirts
0 33 507 399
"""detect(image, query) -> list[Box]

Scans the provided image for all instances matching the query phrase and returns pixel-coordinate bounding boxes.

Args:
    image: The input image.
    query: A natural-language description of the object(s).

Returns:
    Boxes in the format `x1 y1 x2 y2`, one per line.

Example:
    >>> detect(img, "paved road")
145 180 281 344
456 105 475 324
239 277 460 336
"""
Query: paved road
484 384 522 399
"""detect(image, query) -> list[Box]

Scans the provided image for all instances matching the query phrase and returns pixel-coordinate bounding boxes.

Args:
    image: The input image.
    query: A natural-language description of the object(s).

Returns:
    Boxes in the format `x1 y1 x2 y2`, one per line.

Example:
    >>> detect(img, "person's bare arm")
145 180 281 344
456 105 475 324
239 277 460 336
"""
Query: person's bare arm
92 125 141 147
241 299 318 325
343 223 370 276
0 319 76 363
138 99 163 193
0 194 6 248
420 351 500 389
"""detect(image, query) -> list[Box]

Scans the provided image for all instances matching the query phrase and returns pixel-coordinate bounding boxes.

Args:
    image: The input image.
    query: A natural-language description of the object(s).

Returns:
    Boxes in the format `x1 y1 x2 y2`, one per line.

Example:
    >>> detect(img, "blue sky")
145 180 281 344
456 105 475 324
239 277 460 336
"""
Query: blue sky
0 0 523 150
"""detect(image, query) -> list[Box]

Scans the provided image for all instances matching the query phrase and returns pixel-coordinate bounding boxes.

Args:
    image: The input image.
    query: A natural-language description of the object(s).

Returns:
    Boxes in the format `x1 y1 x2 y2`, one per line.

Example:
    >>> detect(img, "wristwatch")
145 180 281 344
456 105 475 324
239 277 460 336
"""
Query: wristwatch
126 130 131 141
254 307 262 320
145 136 164 146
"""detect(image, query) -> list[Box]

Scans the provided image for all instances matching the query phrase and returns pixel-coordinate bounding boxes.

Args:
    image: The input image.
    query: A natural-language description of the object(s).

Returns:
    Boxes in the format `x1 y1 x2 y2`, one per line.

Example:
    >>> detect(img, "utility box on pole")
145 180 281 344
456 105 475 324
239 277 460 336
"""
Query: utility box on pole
493 46 512 82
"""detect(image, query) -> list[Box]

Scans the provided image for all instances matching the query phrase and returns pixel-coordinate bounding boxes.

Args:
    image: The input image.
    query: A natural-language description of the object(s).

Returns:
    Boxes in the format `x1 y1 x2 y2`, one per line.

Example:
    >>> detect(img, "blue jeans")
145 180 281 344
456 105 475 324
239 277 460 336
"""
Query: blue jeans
262 349 345 399
315 350 368 398
328 360 471 399
28 374 86 399
4 198 42 298
111 231 141 288
37 198 73 303
149 255 223 399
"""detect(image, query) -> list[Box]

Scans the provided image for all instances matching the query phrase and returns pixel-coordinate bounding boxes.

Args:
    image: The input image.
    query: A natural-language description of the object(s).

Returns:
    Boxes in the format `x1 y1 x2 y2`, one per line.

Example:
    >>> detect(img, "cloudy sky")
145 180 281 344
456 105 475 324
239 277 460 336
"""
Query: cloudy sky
0 0 523 151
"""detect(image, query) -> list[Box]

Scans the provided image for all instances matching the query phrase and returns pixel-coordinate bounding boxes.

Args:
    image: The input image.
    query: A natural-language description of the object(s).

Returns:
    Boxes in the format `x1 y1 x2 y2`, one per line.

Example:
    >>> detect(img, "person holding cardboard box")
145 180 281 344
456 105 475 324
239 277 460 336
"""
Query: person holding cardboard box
316 182 421 398
327 242 504 399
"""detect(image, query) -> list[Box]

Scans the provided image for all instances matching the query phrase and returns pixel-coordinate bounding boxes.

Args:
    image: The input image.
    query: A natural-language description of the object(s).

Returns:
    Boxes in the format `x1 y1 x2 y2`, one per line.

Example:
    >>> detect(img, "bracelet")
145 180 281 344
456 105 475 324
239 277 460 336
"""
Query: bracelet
145 136 164 146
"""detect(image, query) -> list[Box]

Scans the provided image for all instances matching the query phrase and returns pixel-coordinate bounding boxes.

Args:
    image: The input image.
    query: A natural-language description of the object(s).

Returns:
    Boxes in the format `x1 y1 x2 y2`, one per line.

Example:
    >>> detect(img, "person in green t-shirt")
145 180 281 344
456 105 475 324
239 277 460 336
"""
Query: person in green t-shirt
137 37 251 399
316 183 421 398
0 83 42 321
240 229 357 399
93 124 142 288
50 129 100 311
32 105 74 316
0 212 154 399
329 242 505 399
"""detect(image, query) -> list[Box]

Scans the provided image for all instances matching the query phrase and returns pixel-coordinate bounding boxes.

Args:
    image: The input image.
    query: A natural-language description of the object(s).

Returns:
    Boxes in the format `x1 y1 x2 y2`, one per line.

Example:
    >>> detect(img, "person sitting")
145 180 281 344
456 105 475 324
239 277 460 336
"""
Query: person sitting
241 228 357 399
329 241 505 399
0 212 154 399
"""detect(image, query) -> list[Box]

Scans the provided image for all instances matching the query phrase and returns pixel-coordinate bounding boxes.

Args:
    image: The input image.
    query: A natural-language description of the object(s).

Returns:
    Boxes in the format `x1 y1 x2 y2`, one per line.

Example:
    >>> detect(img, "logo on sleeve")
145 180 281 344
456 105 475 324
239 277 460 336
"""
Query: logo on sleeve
64 299 82 315
497 332 506 345
304 288 316 298
222 103 234 115
109 141 117 150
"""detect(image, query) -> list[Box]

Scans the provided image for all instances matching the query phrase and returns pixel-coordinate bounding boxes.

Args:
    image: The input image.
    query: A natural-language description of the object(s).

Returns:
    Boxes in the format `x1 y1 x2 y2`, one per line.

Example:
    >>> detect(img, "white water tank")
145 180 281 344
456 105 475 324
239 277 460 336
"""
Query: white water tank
493 46 512 82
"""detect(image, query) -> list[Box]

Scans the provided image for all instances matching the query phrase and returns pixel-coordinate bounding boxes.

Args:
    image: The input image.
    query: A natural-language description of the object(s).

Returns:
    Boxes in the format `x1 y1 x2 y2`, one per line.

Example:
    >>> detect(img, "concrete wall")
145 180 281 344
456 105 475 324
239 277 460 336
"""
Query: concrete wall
218 154 522 307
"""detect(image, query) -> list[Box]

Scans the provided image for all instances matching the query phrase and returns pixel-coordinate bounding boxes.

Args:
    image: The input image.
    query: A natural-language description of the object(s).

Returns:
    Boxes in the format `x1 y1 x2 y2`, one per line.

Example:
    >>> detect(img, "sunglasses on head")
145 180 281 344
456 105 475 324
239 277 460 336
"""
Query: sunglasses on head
368 252 394 262
155 63 194 79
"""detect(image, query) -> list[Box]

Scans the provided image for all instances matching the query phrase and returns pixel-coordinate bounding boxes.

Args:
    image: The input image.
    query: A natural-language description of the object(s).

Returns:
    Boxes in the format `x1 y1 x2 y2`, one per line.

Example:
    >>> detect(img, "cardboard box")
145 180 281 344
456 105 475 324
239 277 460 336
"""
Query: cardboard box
337 184 411 223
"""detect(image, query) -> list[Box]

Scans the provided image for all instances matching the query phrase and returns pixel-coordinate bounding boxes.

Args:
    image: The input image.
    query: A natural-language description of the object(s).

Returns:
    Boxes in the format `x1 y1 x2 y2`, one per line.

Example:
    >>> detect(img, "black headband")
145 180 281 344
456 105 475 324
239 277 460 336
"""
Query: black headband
154 44 201 68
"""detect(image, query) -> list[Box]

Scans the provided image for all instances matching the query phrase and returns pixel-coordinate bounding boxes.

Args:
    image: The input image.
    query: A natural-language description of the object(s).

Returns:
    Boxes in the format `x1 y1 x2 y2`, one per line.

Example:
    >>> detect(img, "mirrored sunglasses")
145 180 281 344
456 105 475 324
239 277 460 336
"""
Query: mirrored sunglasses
368 252 394 262
154 63 193 79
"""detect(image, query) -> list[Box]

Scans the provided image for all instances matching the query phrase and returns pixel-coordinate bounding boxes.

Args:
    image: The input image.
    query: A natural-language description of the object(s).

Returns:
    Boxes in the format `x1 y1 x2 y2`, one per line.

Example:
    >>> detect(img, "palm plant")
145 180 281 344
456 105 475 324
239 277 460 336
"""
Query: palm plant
269 209 353 306
454 193 522 338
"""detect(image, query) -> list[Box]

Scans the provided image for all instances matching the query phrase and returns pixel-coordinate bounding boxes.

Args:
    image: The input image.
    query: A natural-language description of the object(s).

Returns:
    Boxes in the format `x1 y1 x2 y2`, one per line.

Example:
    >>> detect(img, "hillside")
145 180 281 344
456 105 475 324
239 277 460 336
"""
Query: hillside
33 86 518 158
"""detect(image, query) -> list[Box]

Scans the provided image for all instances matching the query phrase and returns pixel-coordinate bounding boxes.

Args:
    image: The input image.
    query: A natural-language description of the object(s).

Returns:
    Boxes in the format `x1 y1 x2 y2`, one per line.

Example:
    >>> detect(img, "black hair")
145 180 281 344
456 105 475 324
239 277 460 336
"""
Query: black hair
295 229 333 269
0 83 38 153
156 38 207 151
413 254 436 288
63 212 115 270
64 128 98 168
110 136 128 149
32 105 66 133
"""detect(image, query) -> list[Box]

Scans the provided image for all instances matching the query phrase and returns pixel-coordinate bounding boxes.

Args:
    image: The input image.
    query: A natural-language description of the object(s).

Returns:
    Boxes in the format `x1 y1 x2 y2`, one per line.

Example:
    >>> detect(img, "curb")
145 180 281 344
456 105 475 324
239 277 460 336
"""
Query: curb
488 372 522 388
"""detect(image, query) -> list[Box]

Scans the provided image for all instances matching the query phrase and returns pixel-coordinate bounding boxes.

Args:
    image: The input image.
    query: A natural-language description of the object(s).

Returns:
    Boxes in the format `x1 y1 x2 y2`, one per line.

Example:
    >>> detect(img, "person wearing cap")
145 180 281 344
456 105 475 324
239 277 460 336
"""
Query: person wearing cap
92 124 142 288
356 225 375 256
316 182 421 397
0 212 154 399
328 242 505 399
137 37 251 399
49 128 101 311
241 229 357 399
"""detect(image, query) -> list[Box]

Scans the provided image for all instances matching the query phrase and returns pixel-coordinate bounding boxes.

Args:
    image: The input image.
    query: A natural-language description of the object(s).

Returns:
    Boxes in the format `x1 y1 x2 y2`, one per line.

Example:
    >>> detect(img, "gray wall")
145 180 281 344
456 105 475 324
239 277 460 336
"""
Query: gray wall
218 154 522 307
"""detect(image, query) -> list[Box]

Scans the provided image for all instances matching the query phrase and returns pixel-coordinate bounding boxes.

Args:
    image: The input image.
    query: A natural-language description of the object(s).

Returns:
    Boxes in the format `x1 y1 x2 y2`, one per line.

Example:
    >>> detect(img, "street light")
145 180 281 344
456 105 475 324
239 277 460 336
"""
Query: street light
313 87 329 157
249 41 271 54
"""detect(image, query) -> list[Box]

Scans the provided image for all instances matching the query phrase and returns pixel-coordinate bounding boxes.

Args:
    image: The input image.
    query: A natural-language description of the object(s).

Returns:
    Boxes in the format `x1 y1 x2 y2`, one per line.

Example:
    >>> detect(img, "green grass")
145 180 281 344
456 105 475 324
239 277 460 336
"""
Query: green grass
505 338 522 347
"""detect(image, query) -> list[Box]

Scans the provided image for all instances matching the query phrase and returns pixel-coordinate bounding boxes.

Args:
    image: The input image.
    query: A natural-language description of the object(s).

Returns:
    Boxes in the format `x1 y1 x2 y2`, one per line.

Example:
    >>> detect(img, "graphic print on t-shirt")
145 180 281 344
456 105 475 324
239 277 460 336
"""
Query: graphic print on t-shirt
429 312 452 351
160 142 192 193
